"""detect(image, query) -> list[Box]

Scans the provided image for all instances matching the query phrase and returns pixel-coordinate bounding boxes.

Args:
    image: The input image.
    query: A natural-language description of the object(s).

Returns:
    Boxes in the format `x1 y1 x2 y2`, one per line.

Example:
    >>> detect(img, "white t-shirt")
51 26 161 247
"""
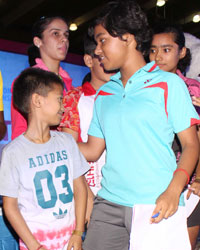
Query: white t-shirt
0 131 89 250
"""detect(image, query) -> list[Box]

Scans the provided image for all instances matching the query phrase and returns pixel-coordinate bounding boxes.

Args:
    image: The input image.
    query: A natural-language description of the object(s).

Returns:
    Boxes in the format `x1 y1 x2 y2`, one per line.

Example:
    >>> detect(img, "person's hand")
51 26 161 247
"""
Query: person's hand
67 235 82 250
192 96 200 107
85 195 94 226
150 189 179 224
187 182 200 199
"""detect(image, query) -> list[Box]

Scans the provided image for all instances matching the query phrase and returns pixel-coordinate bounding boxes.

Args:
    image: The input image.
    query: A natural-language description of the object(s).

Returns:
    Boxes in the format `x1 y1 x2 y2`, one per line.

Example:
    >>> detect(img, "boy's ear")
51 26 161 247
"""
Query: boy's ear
31 93 42 108
33 36 42 48
179 46 187 59
84 54 94 68
122 33 135 47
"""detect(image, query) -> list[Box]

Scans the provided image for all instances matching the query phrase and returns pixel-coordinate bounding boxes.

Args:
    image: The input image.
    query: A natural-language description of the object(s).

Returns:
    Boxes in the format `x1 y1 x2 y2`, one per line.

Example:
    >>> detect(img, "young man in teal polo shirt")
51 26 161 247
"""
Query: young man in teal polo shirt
79 1 200 249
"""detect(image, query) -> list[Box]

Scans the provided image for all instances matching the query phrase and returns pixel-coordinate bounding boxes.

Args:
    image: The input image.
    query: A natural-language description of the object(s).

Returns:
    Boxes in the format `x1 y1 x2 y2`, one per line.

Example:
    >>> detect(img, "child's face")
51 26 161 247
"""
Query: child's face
94 24 128 72
36 18 69 62
92 55 115 83
149 33 185 73
40 84 64 126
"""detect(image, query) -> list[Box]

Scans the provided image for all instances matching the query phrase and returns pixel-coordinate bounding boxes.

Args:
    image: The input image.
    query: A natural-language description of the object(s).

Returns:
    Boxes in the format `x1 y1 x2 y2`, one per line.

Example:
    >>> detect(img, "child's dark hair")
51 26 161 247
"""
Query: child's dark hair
92 0 152 57
152 23 191 74
84 25 96 57
28 16 68 66
13 68 64 115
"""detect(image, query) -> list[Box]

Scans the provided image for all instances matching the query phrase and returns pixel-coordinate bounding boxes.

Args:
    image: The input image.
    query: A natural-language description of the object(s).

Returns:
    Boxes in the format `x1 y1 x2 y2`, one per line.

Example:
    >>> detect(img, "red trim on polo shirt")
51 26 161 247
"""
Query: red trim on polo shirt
95 90 114 101
144 82 168 118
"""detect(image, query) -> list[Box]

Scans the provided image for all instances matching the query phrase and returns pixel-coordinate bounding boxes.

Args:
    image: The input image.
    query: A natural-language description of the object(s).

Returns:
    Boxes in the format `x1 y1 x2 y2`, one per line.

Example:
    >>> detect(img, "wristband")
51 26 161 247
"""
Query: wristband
72 230 84 237
36 245 43 250
173 168 190 185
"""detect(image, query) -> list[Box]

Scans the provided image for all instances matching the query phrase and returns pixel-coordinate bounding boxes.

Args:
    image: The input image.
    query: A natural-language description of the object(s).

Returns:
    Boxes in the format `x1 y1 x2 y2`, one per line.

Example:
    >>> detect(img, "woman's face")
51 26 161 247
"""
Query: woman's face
36 18 69 63
149 32 185 73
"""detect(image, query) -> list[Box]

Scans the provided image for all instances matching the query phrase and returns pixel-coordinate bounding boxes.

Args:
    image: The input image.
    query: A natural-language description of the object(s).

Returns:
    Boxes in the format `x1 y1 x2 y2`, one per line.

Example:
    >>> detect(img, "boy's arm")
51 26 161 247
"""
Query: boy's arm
151 125 199 223
61 127 79 142
85 179 95 226
67 175 87 250
78 135 105 162
3 196 47 250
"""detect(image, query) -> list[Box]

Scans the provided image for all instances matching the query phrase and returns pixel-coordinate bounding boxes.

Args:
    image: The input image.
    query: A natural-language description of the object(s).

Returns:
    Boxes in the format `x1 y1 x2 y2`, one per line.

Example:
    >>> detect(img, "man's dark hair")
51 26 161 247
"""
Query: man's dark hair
92 0 152 56
13 68 64 115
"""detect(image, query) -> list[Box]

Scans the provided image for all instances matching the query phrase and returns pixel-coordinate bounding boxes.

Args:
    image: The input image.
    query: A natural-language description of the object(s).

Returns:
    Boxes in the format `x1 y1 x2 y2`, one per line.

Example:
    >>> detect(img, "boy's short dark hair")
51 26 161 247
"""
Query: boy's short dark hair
93 0 152 57
84 25 96 57
13 67 64 115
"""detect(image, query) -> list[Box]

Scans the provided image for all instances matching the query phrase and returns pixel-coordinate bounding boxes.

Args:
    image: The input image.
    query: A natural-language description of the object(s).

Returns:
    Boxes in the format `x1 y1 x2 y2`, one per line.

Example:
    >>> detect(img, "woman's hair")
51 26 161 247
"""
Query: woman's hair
13 68 64 115
152 23 191 74
28 16 68 66
91 0 152 57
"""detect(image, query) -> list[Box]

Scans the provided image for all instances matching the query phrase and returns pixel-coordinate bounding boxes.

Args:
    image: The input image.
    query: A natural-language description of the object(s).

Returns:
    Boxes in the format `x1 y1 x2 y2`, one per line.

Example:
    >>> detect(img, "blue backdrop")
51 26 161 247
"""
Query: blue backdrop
0 50 89 148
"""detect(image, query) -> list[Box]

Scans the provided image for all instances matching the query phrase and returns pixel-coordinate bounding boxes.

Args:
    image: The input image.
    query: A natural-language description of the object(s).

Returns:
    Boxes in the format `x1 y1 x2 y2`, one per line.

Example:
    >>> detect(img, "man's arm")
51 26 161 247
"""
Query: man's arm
78 135 105 162
151 125 199 223
61 127 79 142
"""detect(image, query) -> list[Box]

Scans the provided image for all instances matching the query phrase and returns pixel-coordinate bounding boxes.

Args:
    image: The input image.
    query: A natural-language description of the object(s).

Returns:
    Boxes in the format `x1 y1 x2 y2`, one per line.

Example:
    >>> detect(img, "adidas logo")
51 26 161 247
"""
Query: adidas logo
53 208 68 219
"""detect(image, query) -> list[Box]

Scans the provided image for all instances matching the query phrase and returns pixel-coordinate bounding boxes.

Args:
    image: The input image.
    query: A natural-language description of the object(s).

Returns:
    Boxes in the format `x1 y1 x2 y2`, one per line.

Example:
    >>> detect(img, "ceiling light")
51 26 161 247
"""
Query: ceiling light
156 0 166 7
69 23 78 31
193 14 200 23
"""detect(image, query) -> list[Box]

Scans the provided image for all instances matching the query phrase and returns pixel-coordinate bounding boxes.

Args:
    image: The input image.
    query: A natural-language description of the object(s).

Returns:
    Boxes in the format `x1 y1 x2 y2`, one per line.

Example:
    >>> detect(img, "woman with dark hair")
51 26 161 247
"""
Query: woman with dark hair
149 23 200 250
11 16 72 139
78 1 200 249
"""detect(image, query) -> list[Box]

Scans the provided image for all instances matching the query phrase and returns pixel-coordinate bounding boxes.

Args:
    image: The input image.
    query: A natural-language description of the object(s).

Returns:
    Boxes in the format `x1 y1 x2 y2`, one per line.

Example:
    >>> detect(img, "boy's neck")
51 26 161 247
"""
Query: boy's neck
24 126 51 144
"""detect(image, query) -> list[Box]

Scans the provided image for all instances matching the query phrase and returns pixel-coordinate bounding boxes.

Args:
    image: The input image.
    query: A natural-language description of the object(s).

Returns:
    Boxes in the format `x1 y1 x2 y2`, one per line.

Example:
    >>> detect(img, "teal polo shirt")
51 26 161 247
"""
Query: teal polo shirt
88 61 199 207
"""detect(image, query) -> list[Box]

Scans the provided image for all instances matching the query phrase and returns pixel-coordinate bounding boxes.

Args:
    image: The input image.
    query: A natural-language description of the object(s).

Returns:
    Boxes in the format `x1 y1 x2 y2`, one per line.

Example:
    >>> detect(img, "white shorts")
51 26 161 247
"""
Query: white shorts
129 204 191 250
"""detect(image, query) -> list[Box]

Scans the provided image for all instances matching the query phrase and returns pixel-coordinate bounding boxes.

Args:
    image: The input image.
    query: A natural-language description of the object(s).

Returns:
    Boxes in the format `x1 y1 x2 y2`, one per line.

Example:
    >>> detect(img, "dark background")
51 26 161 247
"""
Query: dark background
0 0 199 55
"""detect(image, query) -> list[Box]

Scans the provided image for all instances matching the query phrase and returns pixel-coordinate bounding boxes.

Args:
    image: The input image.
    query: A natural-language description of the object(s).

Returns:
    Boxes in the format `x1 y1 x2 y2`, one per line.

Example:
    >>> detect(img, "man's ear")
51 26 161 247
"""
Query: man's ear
31 93 42 108
84 54 94 68
33 36 42 48
179 47 187 59
121 33 135 46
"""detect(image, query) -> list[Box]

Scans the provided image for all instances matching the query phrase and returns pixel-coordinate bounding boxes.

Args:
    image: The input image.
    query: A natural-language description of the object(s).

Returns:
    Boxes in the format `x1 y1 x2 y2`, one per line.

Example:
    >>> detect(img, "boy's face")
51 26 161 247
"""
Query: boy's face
40 84 64 126
92 55 115 83
94 24 129 72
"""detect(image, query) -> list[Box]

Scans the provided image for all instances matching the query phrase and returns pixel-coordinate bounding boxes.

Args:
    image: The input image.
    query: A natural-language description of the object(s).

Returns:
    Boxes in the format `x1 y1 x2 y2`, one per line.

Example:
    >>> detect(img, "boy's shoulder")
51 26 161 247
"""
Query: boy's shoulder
50 130 75 143
2 134 24 154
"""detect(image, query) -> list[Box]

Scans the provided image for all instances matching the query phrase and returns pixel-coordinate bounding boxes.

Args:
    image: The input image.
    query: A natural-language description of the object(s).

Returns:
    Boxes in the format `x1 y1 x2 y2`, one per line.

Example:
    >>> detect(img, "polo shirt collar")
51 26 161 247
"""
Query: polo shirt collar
82 81 96 96
110 61 159 85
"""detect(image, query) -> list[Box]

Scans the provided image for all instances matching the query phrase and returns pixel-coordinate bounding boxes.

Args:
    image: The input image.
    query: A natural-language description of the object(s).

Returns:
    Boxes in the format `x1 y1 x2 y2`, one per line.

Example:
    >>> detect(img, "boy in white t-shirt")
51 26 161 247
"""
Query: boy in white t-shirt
0 68 89 250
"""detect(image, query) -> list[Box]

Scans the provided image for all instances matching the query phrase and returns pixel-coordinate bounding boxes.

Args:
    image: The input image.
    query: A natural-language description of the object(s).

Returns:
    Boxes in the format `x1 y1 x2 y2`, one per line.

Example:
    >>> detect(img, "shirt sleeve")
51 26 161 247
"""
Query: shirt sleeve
59 88 81 132
167 74 200 133
0 72 4 111
0 147 19 198
88 96 105 139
